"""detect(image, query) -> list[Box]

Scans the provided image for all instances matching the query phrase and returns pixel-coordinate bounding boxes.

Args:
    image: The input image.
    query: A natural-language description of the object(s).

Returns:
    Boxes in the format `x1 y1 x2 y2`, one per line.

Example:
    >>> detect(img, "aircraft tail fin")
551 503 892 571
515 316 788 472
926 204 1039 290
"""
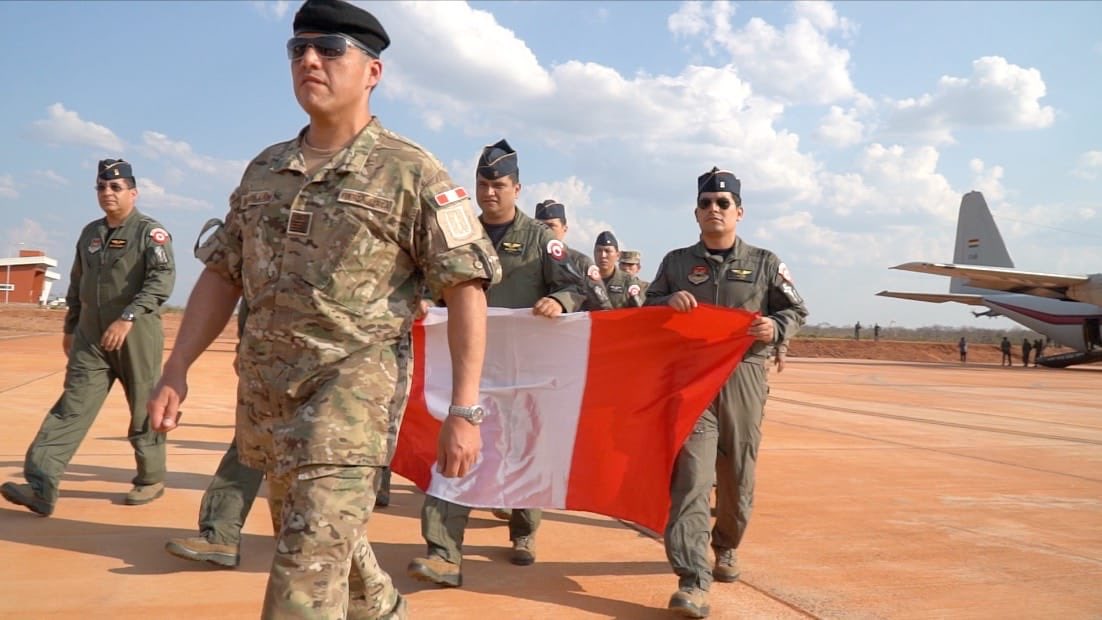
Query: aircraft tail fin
950 191 1014 294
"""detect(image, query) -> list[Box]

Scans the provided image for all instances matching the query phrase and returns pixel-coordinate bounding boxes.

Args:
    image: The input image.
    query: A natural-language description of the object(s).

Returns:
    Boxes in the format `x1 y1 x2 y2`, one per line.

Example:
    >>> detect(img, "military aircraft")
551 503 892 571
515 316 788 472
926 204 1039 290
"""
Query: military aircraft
877 191 1102 368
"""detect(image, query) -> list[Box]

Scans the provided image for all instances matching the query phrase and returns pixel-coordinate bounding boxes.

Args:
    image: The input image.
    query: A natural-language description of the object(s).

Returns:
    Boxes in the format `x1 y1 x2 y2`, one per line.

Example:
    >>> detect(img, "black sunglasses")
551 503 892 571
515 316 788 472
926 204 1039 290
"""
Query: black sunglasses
696 197 737 210
95 181 129 193
287 35 372 60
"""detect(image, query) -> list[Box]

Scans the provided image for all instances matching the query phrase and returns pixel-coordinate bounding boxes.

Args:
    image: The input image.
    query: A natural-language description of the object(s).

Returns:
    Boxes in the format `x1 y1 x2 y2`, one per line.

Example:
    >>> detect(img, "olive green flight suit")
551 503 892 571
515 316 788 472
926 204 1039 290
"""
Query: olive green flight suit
422 208 583 564
601 267 646 309
23 208 175 506
645 239 807 591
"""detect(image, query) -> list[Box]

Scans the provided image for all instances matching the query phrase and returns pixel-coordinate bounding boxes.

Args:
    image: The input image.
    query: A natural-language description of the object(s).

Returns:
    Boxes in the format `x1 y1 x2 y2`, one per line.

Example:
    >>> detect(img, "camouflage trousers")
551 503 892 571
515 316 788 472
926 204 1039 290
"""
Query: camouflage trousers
262 465 404 620
665 362 767 591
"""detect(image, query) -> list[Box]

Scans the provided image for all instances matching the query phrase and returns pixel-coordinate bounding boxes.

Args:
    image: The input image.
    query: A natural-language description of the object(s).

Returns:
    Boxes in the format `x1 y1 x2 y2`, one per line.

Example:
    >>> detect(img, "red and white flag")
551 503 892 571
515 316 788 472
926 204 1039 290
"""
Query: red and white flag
392 305 757 533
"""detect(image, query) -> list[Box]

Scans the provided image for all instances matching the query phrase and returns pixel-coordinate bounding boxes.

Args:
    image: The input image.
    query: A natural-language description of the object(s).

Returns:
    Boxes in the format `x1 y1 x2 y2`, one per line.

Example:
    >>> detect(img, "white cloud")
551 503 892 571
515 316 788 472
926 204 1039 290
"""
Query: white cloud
33 169 69 186
523 176 612 249
669 0 857 105
883 56 1055 144
137 179 213 211
3 219 54 257
28 103 124 152
815 105 864 147
968 158 1006 203
141 131 248 182
251 0 291 20
1070 150 1102 180
0 175 17 199
822 144 958 220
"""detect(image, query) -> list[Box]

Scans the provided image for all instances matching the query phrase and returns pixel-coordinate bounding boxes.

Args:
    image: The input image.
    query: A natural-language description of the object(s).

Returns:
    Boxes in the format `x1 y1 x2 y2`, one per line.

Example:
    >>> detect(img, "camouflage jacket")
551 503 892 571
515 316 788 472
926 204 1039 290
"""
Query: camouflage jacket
645 238 808 364
485 209 583 311
64 208 175 338
201 118 501 471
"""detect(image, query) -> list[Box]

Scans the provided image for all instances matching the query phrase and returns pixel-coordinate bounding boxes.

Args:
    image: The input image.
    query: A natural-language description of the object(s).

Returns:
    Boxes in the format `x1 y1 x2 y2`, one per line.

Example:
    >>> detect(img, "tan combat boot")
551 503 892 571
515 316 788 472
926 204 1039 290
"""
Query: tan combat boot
510 535 536 566
165 535 240 568
407 555 462 587
125 482 164 505
0 482 54 517
713 547 740 582
668 587 710 618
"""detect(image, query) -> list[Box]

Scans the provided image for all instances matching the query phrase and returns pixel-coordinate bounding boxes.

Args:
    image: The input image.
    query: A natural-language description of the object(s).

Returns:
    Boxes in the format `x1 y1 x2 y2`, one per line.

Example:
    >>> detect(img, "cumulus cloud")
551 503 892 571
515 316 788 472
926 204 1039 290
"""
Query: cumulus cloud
969 158 1006 203
137 179 213 211
27 103 125 152
882 56 1055 144
0 175 17 199
251 0 291 20
815 105 864 147
668 0 857 104
1070 150 1102 180
33 169 70 186
141 131 249 182
523 176 612 249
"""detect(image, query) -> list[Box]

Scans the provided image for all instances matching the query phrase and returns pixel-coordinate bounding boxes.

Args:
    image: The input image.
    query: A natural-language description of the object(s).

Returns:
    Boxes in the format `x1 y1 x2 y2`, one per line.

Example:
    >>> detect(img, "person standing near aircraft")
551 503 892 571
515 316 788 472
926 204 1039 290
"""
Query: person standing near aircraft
958 336 968 364
1021 338 1032 367
645 167 808 618
1000 336 1012 366
854 321 861 340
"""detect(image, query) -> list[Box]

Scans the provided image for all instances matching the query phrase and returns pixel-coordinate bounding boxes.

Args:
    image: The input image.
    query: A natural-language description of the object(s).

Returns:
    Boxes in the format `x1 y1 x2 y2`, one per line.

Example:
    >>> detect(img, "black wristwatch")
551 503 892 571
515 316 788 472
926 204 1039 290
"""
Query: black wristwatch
447 405 485 425
120 310 136 322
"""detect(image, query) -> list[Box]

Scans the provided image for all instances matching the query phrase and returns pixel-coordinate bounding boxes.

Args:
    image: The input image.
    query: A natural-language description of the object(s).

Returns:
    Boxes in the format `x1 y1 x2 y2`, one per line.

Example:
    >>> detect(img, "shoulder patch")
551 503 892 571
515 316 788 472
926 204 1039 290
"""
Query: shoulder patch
149 228 170 245
433 187 468 207
778 262 794 284
587 264 601 281
546 239 566 261
436 201 481 249
628 284 641 297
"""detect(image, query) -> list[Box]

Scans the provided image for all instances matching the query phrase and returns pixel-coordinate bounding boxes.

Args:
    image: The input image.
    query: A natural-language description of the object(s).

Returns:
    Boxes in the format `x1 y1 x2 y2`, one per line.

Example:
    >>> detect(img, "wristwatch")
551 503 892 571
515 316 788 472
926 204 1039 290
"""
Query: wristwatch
447 404 485 425
120 310 136 322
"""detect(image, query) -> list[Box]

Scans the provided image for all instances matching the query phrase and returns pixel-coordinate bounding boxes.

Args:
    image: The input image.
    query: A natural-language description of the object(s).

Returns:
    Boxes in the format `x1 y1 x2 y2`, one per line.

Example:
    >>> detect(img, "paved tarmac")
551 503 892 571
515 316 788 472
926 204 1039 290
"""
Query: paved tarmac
1 332 1099 619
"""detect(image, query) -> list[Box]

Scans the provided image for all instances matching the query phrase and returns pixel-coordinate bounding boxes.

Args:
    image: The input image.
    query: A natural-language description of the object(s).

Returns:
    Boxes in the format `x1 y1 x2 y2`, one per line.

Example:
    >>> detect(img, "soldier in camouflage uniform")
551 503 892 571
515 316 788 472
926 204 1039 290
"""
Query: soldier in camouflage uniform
2 159 175 516
619 250 649 294
535 199 612 311
147 1 501 618
409 139 584 589
592 231 646 308
645 167 808 618
163 219 265 569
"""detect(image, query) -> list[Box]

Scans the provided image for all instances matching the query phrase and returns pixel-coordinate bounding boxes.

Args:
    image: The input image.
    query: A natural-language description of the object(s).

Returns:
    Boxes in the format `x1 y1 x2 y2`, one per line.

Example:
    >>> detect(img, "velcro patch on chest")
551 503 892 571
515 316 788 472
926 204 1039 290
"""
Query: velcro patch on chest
687 265 710 285
726 267 754 282
108 238 127 249
501 242 524 254
337 189 393 214
608 284 624 294
87 238 102 254
287 210 312 237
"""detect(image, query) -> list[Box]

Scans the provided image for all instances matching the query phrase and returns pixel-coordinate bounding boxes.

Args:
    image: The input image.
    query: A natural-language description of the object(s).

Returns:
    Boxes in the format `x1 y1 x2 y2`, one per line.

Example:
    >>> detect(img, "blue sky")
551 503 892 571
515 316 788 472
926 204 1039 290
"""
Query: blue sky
1 1 1100 328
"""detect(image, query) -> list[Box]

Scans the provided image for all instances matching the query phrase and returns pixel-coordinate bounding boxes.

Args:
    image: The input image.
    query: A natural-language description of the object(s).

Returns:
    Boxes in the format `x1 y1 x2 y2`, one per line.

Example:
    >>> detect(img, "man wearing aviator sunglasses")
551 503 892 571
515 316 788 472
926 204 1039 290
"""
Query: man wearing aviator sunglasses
3 158 176 517
645 167 808 618
147 1 500 618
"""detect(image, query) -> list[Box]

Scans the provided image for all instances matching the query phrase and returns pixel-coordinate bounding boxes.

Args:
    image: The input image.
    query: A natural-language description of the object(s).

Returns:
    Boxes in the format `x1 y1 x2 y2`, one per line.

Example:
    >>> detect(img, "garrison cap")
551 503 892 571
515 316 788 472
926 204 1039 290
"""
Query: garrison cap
534 199 566 223
697 166 740 199
594 230 619 249
619 250 641 265
477 139 518 180
293 0 390 58
98 159 133 182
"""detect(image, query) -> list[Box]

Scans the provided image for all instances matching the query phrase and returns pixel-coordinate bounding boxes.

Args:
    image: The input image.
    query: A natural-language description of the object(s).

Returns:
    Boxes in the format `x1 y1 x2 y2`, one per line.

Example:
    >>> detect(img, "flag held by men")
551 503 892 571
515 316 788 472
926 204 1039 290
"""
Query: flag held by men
392 305 757 533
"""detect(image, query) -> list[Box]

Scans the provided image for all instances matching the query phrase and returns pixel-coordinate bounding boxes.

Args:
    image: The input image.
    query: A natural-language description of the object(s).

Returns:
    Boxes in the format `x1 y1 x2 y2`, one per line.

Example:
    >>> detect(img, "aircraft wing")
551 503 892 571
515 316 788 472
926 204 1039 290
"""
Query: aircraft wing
890 262 1088 299
875 290 988 306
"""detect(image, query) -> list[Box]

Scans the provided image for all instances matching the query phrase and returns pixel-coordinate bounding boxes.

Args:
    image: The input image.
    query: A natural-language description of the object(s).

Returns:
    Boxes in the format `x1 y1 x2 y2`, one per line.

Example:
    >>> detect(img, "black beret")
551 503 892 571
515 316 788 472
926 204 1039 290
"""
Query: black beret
293 0 390 58
697 166 740 199
98 159 133 181
534 200 566 223
595 230 618 249
477 139 518 180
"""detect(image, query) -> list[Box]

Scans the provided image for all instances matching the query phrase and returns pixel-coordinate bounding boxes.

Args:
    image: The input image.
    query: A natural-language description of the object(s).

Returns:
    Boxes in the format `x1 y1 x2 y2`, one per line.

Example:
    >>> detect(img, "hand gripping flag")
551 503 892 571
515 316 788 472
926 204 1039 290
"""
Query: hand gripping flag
392 305 757 532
